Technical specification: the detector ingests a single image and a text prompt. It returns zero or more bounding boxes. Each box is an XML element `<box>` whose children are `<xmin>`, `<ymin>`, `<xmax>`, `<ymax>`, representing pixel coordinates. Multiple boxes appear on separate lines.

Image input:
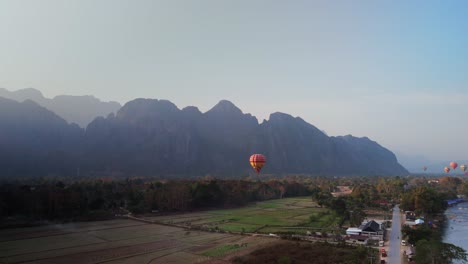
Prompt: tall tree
<box><xmin>415</xmin><ymin>239</ymin><xmax>467</xmax><ymax>264</ymax></box>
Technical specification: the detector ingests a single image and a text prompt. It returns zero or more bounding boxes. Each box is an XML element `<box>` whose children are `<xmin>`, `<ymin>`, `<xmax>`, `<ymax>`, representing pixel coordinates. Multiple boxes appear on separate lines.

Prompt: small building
<box><xmin>415</xmin><ymin>219</ymin><xmax>425</xmax><ymax>225</ymax></box>
<box><xmin>406</xmin><ymin>246</ymin><xmax>416</xmax><ymax>262</ymax></box>
<box><xmin>359</xmin><ymin>220</ymin><xmax>385</xmax><ymax>240</ymax></box>
<box><xmin>346</xmin><ymin>220</ymin><xmax>385</xmax><ymax>240</ymax></box>
<box><xmin>405</xmin><ymin>211</ymin><xmax>416</xmax><ymax>221</ymax></box>
<box><xmin>331</xmin><ymin>186</ymin><xmax>352</xmax><ymax>197</ymax></box>
<box><xmin>360</xmin><ymin>220</ymin><xmax>384</xmax><ymax>232</ymax></box>
<box><xmin>346</xmin><ymin>227</ymin><xmax>362</xmax><ymax>236</ymax></box>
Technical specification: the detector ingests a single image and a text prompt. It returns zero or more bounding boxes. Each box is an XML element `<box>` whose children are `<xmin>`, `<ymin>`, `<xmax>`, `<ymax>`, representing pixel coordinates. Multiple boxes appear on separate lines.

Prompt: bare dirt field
<box><xmin>0</xmin><ymin>219</ymin><xmax>277</xmax><ymax>264</ymax></box>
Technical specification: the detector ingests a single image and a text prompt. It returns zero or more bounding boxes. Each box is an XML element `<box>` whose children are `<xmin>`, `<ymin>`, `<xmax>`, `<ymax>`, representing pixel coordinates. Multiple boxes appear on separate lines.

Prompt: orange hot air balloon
<box><xmin>450</xmin><ymin>162</ymin><xmax>458</xmax><ymax>170</ymax></box>
<box><xmin>460</xmin><ymin>164</ymin><xmax>467</xmax><ymax>172</ymax></box>
<box><xmin>444</xmin><ymin>167</ymin><xmax>451</xmax><ymax>173</ymax></box>
<box><xmin>250</xmin><ymin>154</ymin><xmax>266</xmax><ymax>174</ymax></box>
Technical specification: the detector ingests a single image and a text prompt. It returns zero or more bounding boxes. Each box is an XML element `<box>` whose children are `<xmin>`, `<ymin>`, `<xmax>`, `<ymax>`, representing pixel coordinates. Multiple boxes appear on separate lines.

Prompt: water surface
<box><xmin>443</xmin><ymin>203</ymin><xmax>468</xmax><ymax>263</ymax></box>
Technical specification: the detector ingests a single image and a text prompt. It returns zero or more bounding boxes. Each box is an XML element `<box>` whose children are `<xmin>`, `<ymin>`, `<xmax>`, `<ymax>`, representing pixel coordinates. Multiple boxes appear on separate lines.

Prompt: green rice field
<box><xmin>144</xmin><ymin>196</ymin><xmax>338</xmax><ymax>234</ymax></box>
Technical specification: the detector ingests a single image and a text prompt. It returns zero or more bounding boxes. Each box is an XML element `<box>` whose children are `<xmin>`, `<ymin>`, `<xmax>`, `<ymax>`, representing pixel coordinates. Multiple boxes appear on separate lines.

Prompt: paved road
<box><xmin>387</xmin><ymin>205</ymin><xmax>402</xmax><ymax>264</ymax></box>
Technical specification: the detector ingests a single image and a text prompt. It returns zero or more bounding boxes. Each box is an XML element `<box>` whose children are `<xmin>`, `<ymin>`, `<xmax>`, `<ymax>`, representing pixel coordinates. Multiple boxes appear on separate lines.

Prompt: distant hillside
<box><xmin>0</xmin><ymin>97</ymin><xmax>408</xmax><ymax>177</ymax></box>
<box><xmin>396</xmin><ymin>152</ymin><xmax>467</xmax><ymax>174</ymax></box>
<box><xmin>0</xmin><ymin>88</ymin><xmax>121</xmax><ymax>127</ymax></box>
<box><xmin>417</xmin><ymin>161</ymin><xmax>468</xmax><ymax>174</ymax></box>
<box><xmin>395</xmin><ymin>152</ymin><xmax>434</xmax><ymax>173</ymax></box>
<box><xmin>0</xmin><ymin>97</ymin><xmax>83</xmax><ymax>176</ymax></box>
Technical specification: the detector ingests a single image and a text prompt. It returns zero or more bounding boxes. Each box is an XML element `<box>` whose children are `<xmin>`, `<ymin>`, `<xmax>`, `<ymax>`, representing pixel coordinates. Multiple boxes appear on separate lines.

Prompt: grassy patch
<box><xmin>149</xmin><ymin>197</ymin><xmax>335</xmax><ymax>234</ymax></box>
<box><xmin>217</xmin><ymin>223</ymin><xmax>260</xmax><ymax>233</ymax></box>
<box><xmin>257</xmin><ymin>202</ymin><xmax>281</xmax><ymax>209</ymax></box>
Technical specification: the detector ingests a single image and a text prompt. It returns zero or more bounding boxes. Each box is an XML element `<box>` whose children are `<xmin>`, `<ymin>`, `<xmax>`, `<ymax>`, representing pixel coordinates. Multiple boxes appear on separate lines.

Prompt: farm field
<box><xmin>0</xmin><ymin>197</ymin><xmax>336</xmax><ymax>264</ymax></box>
<box><xmin>0</xmin><ymin>219</ymin><xmax>275</xmax><ymax>264</ymax></box>
<box><xmin>143</xmin><ymin>196</ymin><xmax>338</xmax><ymax>234</ymax></box>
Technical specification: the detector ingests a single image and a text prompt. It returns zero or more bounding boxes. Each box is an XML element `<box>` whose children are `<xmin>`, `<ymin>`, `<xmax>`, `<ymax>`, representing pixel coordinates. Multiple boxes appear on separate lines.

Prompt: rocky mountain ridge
<box><xmin>0</xmin><ymin>96</ymin><xmax>408</xmax><ymax>177</ymax></box>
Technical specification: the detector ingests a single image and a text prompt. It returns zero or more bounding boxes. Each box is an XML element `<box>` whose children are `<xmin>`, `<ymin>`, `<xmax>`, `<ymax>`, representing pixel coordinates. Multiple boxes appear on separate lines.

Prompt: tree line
<box><xmin>0</xmin><ymin>177</ymin><xmax>309</xmax><ymax>224</ymax></box>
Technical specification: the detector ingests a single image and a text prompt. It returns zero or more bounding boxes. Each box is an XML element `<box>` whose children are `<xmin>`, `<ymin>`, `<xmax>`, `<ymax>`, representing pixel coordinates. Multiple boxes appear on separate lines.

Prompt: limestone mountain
<box><xmin>0</xmin><ymin>97</ymin><xmax>408</xmax><ymax>177</ymax></box>
<box><xmin>0</xmin><ymin>88</ymin><xmax>121</xmax><ymax>128</ymax></box>
<box><xmin>81</xmin><ymin>99</ymin><xmax>408</xmax><ymax>176</ymax></box>
<box><xmin>330</xmin><ymin>135</ymin><xmax>407</xmax><ymax>175</ymax></box>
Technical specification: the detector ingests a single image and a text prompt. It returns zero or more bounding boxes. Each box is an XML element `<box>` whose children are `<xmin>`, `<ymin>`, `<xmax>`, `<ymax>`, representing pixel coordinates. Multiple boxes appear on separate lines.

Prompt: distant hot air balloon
<box><xmin>444</xmin><ymin>167</ymin><xmax>451</xmax><ymax>173</ymax></box>
<box><xmin>460</xmin><ymin>164</ymin><xmax>467</xmax><ymax>172</ymax></box>
<box><xmin>249</xmin><ymin>154</ymin><xmax>266</xmax><ymax>174</ymax></box>
<box><xmin>450</xmin><ymin>162</ymin><xmax>458</xmax><ymax>170</ymax></box>
<box><xmin>465</xmin><ymin>172</ymin><xmax>468</xmax><ymax>176</ymax></box>
<box><xmin>423</xmin><ymin>166</ymin><xmax>427</xmax><ymax>172</ymax></box>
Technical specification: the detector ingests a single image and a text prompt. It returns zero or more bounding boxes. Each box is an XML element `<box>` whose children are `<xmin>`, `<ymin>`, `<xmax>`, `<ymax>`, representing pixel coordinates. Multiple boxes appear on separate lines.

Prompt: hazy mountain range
<box><xmin>0</xmin><ymin>88</ymin><xmax>121</xmax><ymax>128</ymax></box>
<box><xmin>0</xmin><ymin>91</ymin><xmax>409</xmax><ymax>177</ymax></box>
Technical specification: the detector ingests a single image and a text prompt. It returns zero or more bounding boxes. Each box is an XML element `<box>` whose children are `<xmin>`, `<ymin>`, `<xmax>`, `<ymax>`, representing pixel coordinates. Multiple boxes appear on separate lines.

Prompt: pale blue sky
<box><xmin>0</xmin><ymin>1</ymin><xmax>467</xmax><ymax>163</ymax></box>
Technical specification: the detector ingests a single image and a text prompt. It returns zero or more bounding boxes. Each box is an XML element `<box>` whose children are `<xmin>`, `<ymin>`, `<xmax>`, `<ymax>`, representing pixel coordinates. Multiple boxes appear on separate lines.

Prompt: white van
<box><xmin>401</xmin><ymin>240</ymin><xmax>407</xmax><ymax>246</ymax></box>
<box><xmin>379</xmin><ymin>240</ymin><xmax>384</xmax><ymax>246</ymax></box>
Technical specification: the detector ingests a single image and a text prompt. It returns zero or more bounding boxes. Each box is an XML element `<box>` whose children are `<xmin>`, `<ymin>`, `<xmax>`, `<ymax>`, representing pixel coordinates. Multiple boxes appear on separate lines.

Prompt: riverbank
<box><xmin>444</xmin><ymin>202</ymin><xmax>468</xmax><ymax>250</ymax></box>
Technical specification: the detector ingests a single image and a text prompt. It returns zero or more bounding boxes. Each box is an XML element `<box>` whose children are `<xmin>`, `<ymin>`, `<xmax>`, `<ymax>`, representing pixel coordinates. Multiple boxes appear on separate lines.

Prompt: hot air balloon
<box><xmin>444</xmin><ymin>167</ymin><xmax>451</xmax><ymax>173</ymax></box>
<box><xmin>423</xmin><ymin>166</ymin><xmax>427</xmax><ymax>172</ymax></box>
<box><xmin>460</xmin><ymin>164</ymin><xmax>467</xmax><ymax>172</ymax></box>
<box><xmin>249</xmin><ymin>154</ymin><xmax>266</xmax><ymax>174</ymax></box>
<box><xmin>450</xmin><ymin>162</ymin><xmax>458</xmax><ymax>170</ymax></box>
<box><xmin>465</xmin><ymin>172</ymin><xmax>468</xmax><ymax>176</ymax></box>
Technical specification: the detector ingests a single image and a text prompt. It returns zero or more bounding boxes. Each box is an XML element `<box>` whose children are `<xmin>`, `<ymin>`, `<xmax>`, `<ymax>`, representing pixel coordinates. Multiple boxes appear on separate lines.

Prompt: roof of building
<box><xmin>346</xmin><ymin>227</ymin><xmax>362</xmax><ymax>233</ymax></box>
<box><xmin>406</xmin><ymin>247</ymin><xmax>416</xmax><ymax>255</ymax></box>
<box><xmin>415</xmin><ymin>219</ymin><xmax>425</xmax><ymax>224</ymax></box>
<box><xmin>359</xmin><ymin>220</ymin><xmax>381</xmax><ymax>233</ymax></box>
<box><xmin>331</xmin><ymin>186</ymin><xmax>353</xmax><ymax>197</ymax></box>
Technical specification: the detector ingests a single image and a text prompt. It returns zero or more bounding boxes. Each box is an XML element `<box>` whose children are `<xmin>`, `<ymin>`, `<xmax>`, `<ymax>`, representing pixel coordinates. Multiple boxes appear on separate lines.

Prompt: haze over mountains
<box><xmin>0</xmin><ymin>88</ymin><xmax>121</xmax><ymax>127</ymax></box>
<box><xmin>0</xmin><ymin>89</ymin><xmax>408</xmax><ymax>177</ymax></box>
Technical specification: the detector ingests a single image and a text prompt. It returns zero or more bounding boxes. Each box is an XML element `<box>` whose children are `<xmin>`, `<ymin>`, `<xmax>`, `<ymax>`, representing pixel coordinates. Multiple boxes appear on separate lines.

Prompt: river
<box><xmin>443</xmin><ymin>203</ymin><xmax>468</xmax><ymax>263</ymax></box>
